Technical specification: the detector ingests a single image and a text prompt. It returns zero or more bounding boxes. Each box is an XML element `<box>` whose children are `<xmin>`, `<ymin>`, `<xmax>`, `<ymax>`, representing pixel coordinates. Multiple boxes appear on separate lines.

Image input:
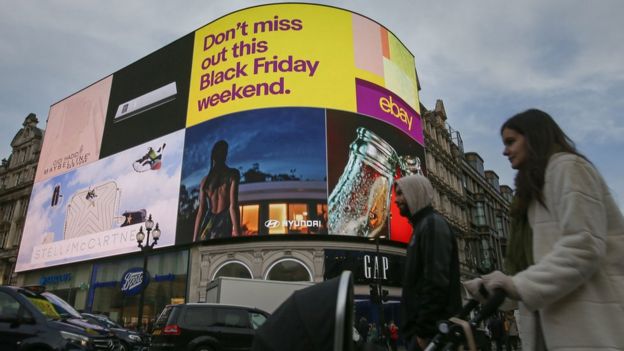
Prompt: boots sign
<box><xmin>120</xmin><ymin>267</ymin><xmax>150</xmax><ymax>296</ymax></box>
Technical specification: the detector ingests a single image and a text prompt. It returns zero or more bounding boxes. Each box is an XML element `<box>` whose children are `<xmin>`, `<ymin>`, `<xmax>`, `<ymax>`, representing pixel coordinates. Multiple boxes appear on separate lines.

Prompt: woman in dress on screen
<box><xmin>193</xmin><ymin>140</ymin><xmax>241</xmax><ymax>241</ymax></box>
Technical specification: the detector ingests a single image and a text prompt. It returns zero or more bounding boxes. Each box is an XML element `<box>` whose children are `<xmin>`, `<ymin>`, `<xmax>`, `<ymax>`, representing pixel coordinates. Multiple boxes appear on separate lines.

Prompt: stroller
<box><xmin>424</xmin><ymin>288</ymin><xmax>507</xmax><ymax>351</ymax></box>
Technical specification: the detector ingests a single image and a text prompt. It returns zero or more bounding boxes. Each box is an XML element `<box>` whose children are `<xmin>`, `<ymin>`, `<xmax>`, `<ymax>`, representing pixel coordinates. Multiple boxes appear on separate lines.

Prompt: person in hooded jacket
<box><xmin>395</xmin><ymin>174</ymin><xmax>462</xmax><ymax>351</ymax></box>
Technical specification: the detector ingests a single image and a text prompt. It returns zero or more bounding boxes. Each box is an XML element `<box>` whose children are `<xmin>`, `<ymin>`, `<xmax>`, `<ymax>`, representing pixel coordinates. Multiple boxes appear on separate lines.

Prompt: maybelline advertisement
<box><xmin>34</xmin><ymin>76</ymin><xmax>112</xmax><ymax>183</ymax></box>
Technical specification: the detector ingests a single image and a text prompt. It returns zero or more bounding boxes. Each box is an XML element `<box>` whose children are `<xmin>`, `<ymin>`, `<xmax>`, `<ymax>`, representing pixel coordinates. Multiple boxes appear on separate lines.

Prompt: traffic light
<box><xmin>381</xmin><ymin>289</ymin><xmax>389</xmax><ymax>302</ymax></box>
<box><xmin>369</xmin><ymin>283</ymin><xmax>381</xmax><ymax>304</ymax></box>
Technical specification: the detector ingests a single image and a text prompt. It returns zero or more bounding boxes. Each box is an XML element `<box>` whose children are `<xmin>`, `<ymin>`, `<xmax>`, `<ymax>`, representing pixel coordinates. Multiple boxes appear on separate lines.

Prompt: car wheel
<box><xmin>194</xmin><ymin>345</ymin><xmax>214</xmax><ymax>351</ymax></box>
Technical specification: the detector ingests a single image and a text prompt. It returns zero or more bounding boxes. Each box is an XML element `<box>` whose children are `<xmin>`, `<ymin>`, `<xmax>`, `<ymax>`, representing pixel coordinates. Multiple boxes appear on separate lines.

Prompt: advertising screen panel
<box><xmin>17</xmin><ymin>3</ymin><xmax>422</xmax><ymax>272</ymax></box>
<box><xmin>17</xmin><ymin>131</ymin><xmax>183</xmax><ymax>271</ymax></box>
<box><xmin>34</xmin><ymin>76</ymin><xmax>112</xmax><ymax>183</ymax></box>
<box><xmin>177</xmin><ymin>107</ymin><xmax>327</xmax><ymax>241</ymax></box>
<box><xmin>186</xmin><ymin>3</ymin><xmax>419</xmax><ymax>126</ymax></box>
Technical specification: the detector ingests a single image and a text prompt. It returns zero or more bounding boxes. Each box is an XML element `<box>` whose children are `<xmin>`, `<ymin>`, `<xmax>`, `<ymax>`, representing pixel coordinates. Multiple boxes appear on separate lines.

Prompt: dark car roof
<box><xmin>0</xmin><ymin>285</ymin><xmax>46</xmax><ymax>298</ymax></box>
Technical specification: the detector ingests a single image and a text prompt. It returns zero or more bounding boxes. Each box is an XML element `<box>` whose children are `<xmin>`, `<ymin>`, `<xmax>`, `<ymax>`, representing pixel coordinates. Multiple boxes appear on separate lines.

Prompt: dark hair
<box><xmin>206</xmin><ymin>140</ymin><xmax>230</xmax><ymax>191</ymax></box>
<box><xmin>501</xmin><ymin>109</ymin><xmax>585</xmax><ymax>216</ymax></box>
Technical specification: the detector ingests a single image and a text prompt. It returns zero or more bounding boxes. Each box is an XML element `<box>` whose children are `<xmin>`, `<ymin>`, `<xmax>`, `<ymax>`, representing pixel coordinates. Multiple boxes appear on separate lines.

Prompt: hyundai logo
<box><xmin>264</xmin><ymin>219</ymin><xmax>321</xmax><ymax>228</ymax></box>
<box><xmin>264</xmin><ymin>219</ymin><xmax>280</xmax><ymax>228</ymax></box>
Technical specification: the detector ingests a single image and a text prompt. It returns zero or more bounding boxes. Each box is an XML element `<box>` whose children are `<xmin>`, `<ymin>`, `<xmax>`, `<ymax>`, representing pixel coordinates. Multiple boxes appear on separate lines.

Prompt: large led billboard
<box><xmin>17</xmin><ymin>3</ymin><xmax>423</xmax><ymax>272</ymax></box>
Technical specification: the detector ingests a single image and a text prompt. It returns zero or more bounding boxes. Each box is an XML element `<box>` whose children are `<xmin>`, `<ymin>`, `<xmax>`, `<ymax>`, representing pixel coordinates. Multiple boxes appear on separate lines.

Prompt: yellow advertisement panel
<box><xmin>187</xmin><ymin>4</ymin><xmax>419</xmax><ymax>127</ymax></box>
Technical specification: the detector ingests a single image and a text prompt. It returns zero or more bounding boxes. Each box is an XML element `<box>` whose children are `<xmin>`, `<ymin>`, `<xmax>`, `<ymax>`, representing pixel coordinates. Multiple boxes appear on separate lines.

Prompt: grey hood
<box><xmin>395</xmin><ymin>174</ymin><xmax>433</xmax><ymax>215</ymax></box>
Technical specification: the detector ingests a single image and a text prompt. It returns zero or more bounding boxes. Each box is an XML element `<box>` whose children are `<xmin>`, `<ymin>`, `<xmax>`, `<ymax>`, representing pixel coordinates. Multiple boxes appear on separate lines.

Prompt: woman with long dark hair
<box><xmin>193</xmin><ymin>140</ymin><xmax>241</xmax><ymax>240</ymax></box>
<box><xmin>465</xmin><ymin>109</ymin><xmax>624</xmax><ymax>350</ymax></box>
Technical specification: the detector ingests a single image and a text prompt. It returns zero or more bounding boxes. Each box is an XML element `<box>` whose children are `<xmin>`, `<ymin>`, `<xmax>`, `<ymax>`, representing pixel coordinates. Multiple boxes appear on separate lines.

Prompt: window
<box><xmin>480</xmin><ymin>239</ymin><xmax>493</xmax><ymax>272</ymax></box>
<box><xmin>216</xmin><ymin>308</ymin><xmax>249</xmax><ymax>328</ymax></box>
<box><xmin>240</xmin><ymin>205</ymin><xmax>259</xmax><ymax>235</ymax></box>
<box><xmin>473</xmin><ymin>202</ymin><xmax>486</xmax><ymax>226</ymax></box>
<box><xmin>2</xmin><ymin>203</ymin><xmax>15</xmax><ymax>221</ymax></box>
<box><xmin>312</xmin><ymin>204</ymin><xmax>328</xmax><ymax>234</ymax></box>
<box><xmin>268</xmin><ymin>204</ymin><xmax>287</xmax><ymax>234</ymax></box>
<box><xmin>0</xmin><ymin>292</ymin><xmax>21</xmax><ymax>320</ymax></box>
<box><xmin>184</xmin><ymin>307</ymin><xmax>216</xmax><ymax>327</ymax></box>
<box><xmin>250</xmin><ymin>312</ymin><xmax>267</xmax><ymax>330</ymax></box>
<box><xmin>496</xmin><ymin>217</ymin><xmax>504</xmax><ymax>237</ymax></box>
<box><xmin>267</xmin><ymin>203</ymin><xmax>317</xmax><ymax>234</ymax></box>
<box><xmin>287</xmin><ymin>203</ymin><xmax>308</xmax><ymax>233</ymax></box>
<box><xmin>265</xmin><ymin>259</ymin><xmax>312</xmax><ymax>282</ymax></box>
<box><xmin>0</xmin><ymin>231</ymin><xmax>7</xmax><ymax>248</ymax></box>
<box><xmin>213</xmin><ymin>261</ymin><xmax>253</xmax><ymax>280</ymax></box>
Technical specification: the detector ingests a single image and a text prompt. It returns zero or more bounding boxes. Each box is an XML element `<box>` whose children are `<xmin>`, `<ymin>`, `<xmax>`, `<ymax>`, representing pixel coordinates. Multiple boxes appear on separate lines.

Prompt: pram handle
<box><xmin>473</xmin><ymin>288</ymin><xmax>506</xmax><ymax>324</ymax></box>
<box><xmin>424</xmin><ymin>288</ymin><xmax>507</xmax><ymax>351</ymax></box>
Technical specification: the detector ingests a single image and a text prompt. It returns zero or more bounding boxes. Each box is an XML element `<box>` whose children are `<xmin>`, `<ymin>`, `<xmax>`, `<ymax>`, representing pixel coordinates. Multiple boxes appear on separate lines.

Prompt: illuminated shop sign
<box><xmin>39</xmin><ymin>273</ymin><xmax>72</xmax><ymax>286</ymax></box>
<box><xmin>324</xmin><ymin>249</ymin><xmax>405</xmax><ymax>287</ymax></box>
<box><xmin>17</xmin><ymin>4</ymin><xmax>422</xmax><ymax>273</ymax></box>
<box><xmin>93</xmin><ymin>273</ymin><xmax>175</xmax><ymax>289</ymax></box>
<box><xmin>120</xmin><ymin>267</ymin><xmax>149</xmax><ymax>296</ymax></box>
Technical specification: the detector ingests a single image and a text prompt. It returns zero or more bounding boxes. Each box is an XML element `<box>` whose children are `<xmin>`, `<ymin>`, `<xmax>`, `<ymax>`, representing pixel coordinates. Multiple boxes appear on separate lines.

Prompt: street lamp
<box><xmin>369</xmin><ymin>234</ymin><xmax>389</xmax><ymax>347</ymax></box>
<box><xmin>136</xmin><ymin>214</ymin><xmax>161</xmax><ymax>331</ymax></box>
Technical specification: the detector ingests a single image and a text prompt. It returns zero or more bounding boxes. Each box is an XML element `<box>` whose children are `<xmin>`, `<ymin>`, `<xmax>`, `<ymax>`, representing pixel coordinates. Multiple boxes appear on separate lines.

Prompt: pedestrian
<box><xmin>358</xmin><ymin>316</ymin><xmax>369</xmax><ymax>343</ymax></box>
<box><xmin>505</xmin><ymin>312</ymin><xmax>519</xmax><ymax>351</ymax></box>
<box><xmin>394</xmin><ymin>174</ymin><xmax>462</xmax><ymax>351</ymax></box>
<box><xmin>367</xmin><ymin>323</ymin><xmax>379</xmax><ymax>344</ymax></box>
<box><xmin>487</xmin><ymin>315</ymin><xmax>504</xmax><ymax>351</ymax></box>
<box><xmin>388</xmin><ymin>320</ymin><xmax>399</xmax><ymax>351</ymax></box>
<box><xmin>464</xmin><ymin>109</ymin><xmax>624</xmax><ymax>350</ymax></box>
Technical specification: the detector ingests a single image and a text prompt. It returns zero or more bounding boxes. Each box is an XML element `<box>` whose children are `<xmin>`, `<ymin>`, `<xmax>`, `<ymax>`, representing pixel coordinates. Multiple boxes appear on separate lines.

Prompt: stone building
<box><xmin>0</xmin><ymin>113</ymin><xmax>43</xmax><ymax>285</ymax></box>
<box><xmin>421</xmin><ymin>100</ymin><xmax>512</xmax><ymax>279</ymax></box>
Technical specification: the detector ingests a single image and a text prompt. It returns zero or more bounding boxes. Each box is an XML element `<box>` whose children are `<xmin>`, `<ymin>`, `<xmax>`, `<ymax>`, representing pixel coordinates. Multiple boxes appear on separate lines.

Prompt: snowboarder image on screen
<box><xmin>133</xmin><ymin>143</ymin><xmax>166</xmax><ymax>172</ymax></box>
<box><xmin>193</xmin><ymin>140</ymin><xmax>241</xmax><ymax>241</ymax></box>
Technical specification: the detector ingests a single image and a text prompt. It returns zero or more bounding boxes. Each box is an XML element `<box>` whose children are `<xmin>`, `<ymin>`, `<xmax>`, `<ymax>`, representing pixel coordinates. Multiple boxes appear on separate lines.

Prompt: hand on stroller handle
<box><xmin>424</xmin><ymin>288</ymin><xmax>507</xmax><ymax>351</ymax></box>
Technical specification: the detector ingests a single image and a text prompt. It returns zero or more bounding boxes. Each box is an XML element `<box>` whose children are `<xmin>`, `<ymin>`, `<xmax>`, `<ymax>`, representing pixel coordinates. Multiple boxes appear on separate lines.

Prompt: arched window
<box><xmin>265</xmin><ymin>258</ymin><xmax>312</xmax><ymax>282</ymax></box>
<box><xmin>213</xmin><ymin>261</ymin><xmax>253</xmax><ymax>280</ymax></box>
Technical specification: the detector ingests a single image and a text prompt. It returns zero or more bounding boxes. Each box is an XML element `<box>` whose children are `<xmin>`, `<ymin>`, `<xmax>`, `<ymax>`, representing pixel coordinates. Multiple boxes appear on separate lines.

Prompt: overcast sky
<box><xmin>1</xmin><ymin>0</ymin><xmax>623</xmax><ymax>207</ymax></box>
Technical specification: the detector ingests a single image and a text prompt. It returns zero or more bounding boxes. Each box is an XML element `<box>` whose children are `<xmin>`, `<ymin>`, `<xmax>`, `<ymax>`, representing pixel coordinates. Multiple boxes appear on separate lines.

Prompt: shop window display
<box><xmin>213</xmin><ymin>261</ymin><xmax>253</xmax><ymax>280</ymax></box>
<box><xmin>90</xmin><ymin>250</ymin><xmax>188</xmax><ymax>330</ymax></box>
<box><xmin>266</xmin><ymin>259</ymin><xmax>311</xmax><ymax>282</ymax></box>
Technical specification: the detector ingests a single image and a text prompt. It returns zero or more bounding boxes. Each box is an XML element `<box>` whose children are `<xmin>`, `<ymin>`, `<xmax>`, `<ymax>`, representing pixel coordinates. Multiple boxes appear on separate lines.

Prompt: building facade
<box><xmin>420</xmin><ymin>100</ymin><xmax>512</xmax><ymax>279</ymax></box>
<box><xmin>0</xmin><ymin>113</ymin><xmax>43</xmax><ymax>285</ymax></box>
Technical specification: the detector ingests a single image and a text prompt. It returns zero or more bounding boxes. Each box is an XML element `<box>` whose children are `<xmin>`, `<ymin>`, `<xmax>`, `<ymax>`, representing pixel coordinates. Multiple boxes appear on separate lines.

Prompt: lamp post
<box><xmin>136</xmin><ymin>214</ymin><xmax>160</xmax><ymax>332</ymax></box>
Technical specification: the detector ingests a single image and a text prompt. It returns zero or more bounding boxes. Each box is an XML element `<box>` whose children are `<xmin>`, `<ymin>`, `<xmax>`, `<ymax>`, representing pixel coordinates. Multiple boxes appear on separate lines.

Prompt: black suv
<box><xmin>0</xmin><ymin>285</ymin><xmax>116</xmax><ymax>351</ymax></box>
<box><xmin>82</xmin><ymin>313</ymin><xmax>148</xmax><ymax>351</ymax></box>
<box><xmin>150</xmin><ymin>303</ymin><xmax>269</xmax><ymax>351</ymax></box>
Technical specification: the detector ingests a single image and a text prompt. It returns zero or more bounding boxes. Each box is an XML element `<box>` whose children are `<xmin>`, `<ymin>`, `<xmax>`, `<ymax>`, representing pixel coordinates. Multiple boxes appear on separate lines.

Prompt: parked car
<box><xmin>82</xmin><ymin>313</ymin><xmax>148</xmax><ymax>351</ymax></box>
<box><xmin>150</xmin><ymin>303</ymin><xmax>270</xmax><ymax>351</ymax></box>
<box><xmin>0</xmin><ymin>285</ymin><xmax>117</xmax><ymax>351</ymax></box>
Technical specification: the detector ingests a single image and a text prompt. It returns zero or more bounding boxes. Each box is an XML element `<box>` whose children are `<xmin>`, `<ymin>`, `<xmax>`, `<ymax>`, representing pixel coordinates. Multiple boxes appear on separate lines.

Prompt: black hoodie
<box><xmin>400</xmin><ymin>205</ymin><xmax>462</xmax><ymax>340</ymax></box>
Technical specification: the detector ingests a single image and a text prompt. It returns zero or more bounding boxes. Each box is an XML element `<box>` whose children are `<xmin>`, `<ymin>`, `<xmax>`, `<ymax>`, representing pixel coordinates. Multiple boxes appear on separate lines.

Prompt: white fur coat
<box><xmin>512</xmin><ymin>153</ymin><xmax>624</xmax><ymax>350</ymax></box>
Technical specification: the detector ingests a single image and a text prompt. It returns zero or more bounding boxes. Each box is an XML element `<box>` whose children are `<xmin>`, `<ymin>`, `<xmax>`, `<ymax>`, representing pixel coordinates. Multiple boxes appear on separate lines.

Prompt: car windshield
<box><xmin>26</xmin><ymin>295</ymin><xmax>62</xmax><ymax>320</ymax></box>
<box><xmin>41</xmin><ymin>292</ymin><xmax>83</xmax><ymax>319</ymax></box>
<box><xmin>87</xmin><ymin>314</ymin><xmax>122</xmax><ymax>329</ymax></box>
<box><xmin>16</xmin><ymin>289</ymin><xmax>60</xmax><ymax>320</ymax></box>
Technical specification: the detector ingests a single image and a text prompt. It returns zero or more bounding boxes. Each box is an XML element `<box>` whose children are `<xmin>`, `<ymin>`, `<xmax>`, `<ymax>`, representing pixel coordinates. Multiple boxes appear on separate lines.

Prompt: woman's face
<box><xmin>502</xmin><ymin>128</ymin><xmax>528</xmax><ymax>169</ymax></box>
